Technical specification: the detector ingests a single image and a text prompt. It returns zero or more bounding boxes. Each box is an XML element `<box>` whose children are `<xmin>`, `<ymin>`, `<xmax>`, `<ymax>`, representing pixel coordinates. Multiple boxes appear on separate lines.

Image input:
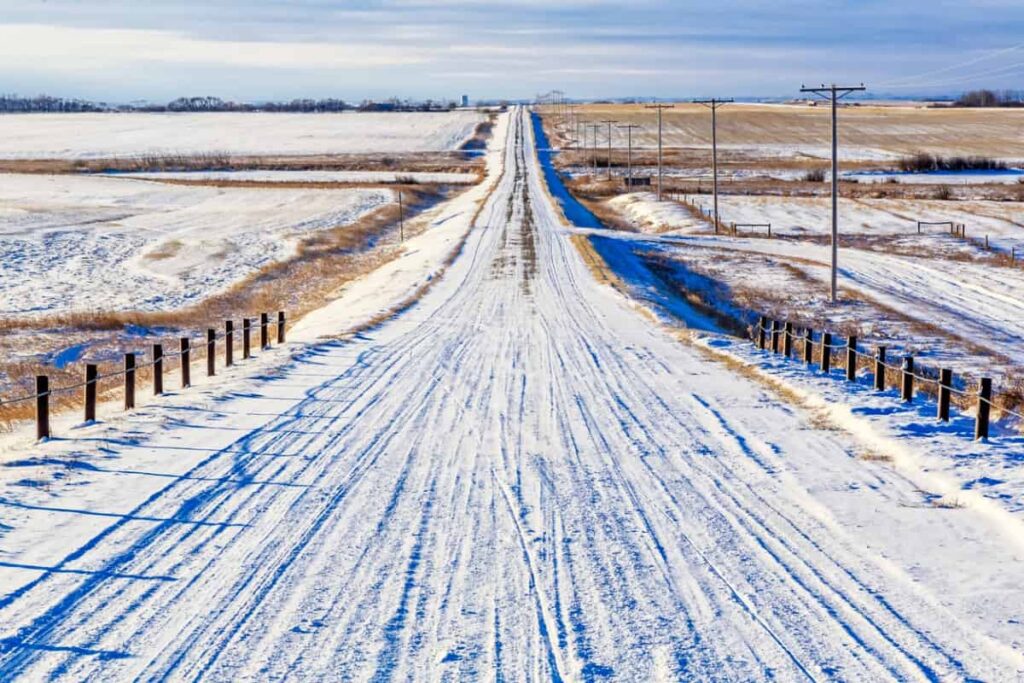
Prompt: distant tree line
<box><xmin>0</xmin><ymin>94</ymin><xmax>460</xmax><ymax>114</ymax></box>
<box><xmin>954</xmin><ymin>89</ymin><xmax>1023</xmax><ymax>107</ymax></box>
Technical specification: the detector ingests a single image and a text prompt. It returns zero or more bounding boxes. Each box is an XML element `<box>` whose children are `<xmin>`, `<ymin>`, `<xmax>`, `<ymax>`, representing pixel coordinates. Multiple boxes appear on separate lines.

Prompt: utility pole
<box><xmin>617</xmin><ymin>123</ymin><xmax>642</xmax><ymax>190</ymax></box>
<box><xmin>694</xmin><ymin>98</ymin><xmax>733</xmax><ymax>234</ymax></box>
<box><xmin>645</xmin><ymin>103</ymin><xmax>675</xmax><ymax>201</ymax></box>
<box><xmin>800</xmin><ymin>83</ymin><xmax>866</xmax><ymax>303</ymax></box>
<box><xmin>586</xmin><ymin>123</ymin><xmax>601</xmax><ymax>178</ymax></box>
<box><xmin>599</xmin><ymin>119</ymin><xmax>618</xmax><ymax>180</ymax></box>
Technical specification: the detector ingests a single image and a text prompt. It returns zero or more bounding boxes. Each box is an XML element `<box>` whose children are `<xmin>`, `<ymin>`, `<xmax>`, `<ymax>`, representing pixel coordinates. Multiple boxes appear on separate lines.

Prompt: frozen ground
<box><xmin>121</xmin><ymin>170</ymin><xmax>479</xmax><ymax>185</ymax></box>
<box><xmin>0</xmin><ymin>108</ymin><xmax>1022</xmax><ymax>681</ymax></box>
<box><xmin>0</xmin><ymin>112</ymin><xmax>485</xmax><ymax>159</ymax></box>
<box><xmin>0</xmin><ymin>173</ymin><xmax>392</xmax><ymax>316</ymax></box>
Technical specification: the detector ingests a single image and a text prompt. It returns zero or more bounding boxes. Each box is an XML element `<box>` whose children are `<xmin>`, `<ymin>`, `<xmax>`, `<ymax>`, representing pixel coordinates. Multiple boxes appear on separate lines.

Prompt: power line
<box><xmin>693</xmin><ymin>98</ymin><xmax>733</xmax><ymax>234</ymax></box>
<box><xmin>799</xmin><ymin>83</ymin><xmax>866</xmax><ymax>305</ymax></box>
<box><xmin>876</xmin><ymin>40</ymin><xmax>1024</xmax><ymax>87</ymax></box>
<box><xmin>599</xmin><ymin>119</ymin><xmax>618</xmax><ymax>180</ymax></box>
<box><xmin>617</xmin><ymin>123</ymin><xmax>642</xmax><ymax>190</ymax></box>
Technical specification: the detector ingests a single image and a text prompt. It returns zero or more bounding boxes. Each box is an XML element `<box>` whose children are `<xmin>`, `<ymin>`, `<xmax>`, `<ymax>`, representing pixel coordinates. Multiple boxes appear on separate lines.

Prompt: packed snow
<box><xmin>0</xmin><ymin>173</ymin><xmax>392</xmax><ymax>316</ymax></box>
<box><xmin>0</xmin><ymin>112</ymin><xmax>486</xmax><ymax>159</ymax></box>
<box><xmin>1</xmin><ymin>107</ymin><xmax>1023</xmax><ymax>682</ymax></box>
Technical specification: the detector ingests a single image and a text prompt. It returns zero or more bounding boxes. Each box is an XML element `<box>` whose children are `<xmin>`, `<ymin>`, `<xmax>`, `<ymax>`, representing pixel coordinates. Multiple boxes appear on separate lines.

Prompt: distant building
<box><xmin>461</xmin><ymin>95</ymin><xmax>470</xmax><ymax>108</ymax></box>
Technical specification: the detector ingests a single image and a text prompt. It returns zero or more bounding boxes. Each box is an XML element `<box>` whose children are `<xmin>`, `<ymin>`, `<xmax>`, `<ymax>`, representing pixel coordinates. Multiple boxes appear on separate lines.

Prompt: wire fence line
<box><xmin>1</xmin><ymin>311</ymin><xmax>288</xmax><ymax>439</ymax></box>
<box><xmin>752</xmin><ymin>315</ymin><xmax>1024</xmax><ymax>434</ymax></box>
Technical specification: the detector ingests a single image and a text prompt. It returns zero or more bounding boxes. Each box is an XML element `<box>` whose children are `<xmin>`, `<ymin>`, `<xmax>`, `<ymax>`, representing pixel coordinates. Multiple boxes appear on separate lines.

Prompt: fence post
<box><xmin>757</xmin><ymin>316</ymin><xmax>766</xmax><ymax>350</ymax></box>
<box><xmin>225</xmin><ymin>320</ymin><xmax>234</xmax><ymax>367</ymax></box>
<box><xmin>820</xmin><ymin>332</ymin><xmax>832</xmax><ymax>373</ymax></box>
<box><xmin>938</xmin><ymin>368</ymin><xmax>952</xmax><ymax>422</ymax></box>
<box><xmin>180</xmin><ymin>338</ymin><xmax>191</xmax><ymax>388</ymax></box>
<box><xmin>901</xmin><ymin>356</ymin><xmax>914</xmax><ymax>402</ymax></box>
<box><xmin>975</xmin><ymin>378</ymin><xmax>992</xmax><ymax>441</ymax></box>
<box><xmin>243</xmin><ymin>318</ymin><xmax>251</xmax><ymax>360</ymax></box>
<box><xmin>153</xmin><ymin>344</ymin><xmax>164</xmax><ymax>396</ymax></box>
<box><xmin>803</xmin><ymin>328</ymin><xmax>814</xmax><ymax>364</ymax></box>
<box><xmin>783</xmin><ymin>322</ymin><xmax>793</xmax><ymax>358</ymax></box>
<box><xmin>124</xmin><ymin>353</ymin><xmax>136</xmax><ymax>410</ymax></box>
<box><xmin>771</xmin><ymin>321</ymin><xmax>781</xmax><ymax>354</ymax></box>
<box><xmin>874</xmin><ymin>346</ymin><xmax>886</xmax><ymax>391</ymax></box>
<box><xmin>84</xmin><ymin>363</ymin><xmax>98</xmax><ymax>423</ymax></box>
<box><xmin>260</xmin><ymin>312</ymin><xmax>269</xmax><ymax>349</ymax></box>
<box><xmin>278</xmin><ymin>310</ymin><xmax>286</xmax><ymax>344</ymax></box>
<box><xmin>36</xmin><ymin>375</ymin><xmax>49</xmax><ymax>441</ymax></box>
<box><xmin>207</xmin><ymin>329</ymin><xmax>216</xmax><ymax>377</ymax></box>
<box><xmin>846</xmin><ymin>336</ymin><xmax>857</xmax><ymax>381</ymax></box>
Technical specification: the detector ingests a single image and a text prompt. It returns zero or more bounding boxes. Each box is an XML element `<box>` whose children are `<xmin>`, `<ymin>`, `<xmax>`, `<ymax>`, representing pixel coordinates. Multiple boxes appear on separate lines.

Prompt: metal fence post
<box><xmin>124</xmin><ymin>353</ymin><xmax>136</xmax><ymax>410</ymax></box>
<box><xmin>975</xmin><ymin>377</ymin><xmax>992</xmax><ymax>440</ymax></box>
<box><xmin>180</xmin><ymin>338</ymin><xmax>191</xmax><ymax>388</ymax></box>
<box><xmin>901</xmin><ymin>356</ymin><xmax>914</xmax><ymax>402</ymax></box>
<box><xmin>846</xmin><ymin>336</ymin><xmax>857</xmax><ymax>382</ymax></box>
<box><xmin>225</xmin><ymin>320</ymin><xmax>234</xmax><ymax>367</ymax></box>
<box><xmin>874</xmin><ymin>346</ymin><xmax>886</xmax><ymax>391</ymax></box>
<box><xmin>36</xmin><ymin>375</ymin><xmax>49</xmax><ymax>441</ymax></box>
<box><xmin>820</xmin><ymin>332</ymin><xmax>832</xmax><ymax>373</ymax></box>
<box><xmin>207</xmin><ymin>329</ymin><xmax>216</xmax><ymax>377</ymax></box>
<box><xmin>84</xmin><ymin>363</ymin><xmax>98</xmax><ymax>423</ymax></box>
<box><xmin>153</xmin><ymin>344</ymin><xmax>164</xmax><ymax>396</ymax></box>
<box><xmin>938</xmin><ymin>368</ymin><xmax>952</xmax><ymax>422</ymax></box>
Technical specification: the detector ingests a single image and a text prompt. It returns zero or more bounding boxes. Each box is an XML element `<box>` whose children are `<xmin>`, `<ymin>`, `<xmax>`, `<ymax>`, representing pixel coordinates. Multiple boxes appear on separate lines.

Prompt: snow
<box><xmin>120</xmin><ymin>170</ymin><xmax>480</xmax><ymax>185</ymax></box>
<box><xmin>607</xmin><ymin>192</ymin><xmax>706</xmax><ymax>233</ymax></box>
<box><xmin>0</xmin><ymin>112</ymin><xmax>486</xmax><ymax>159</ymax></box>
<box><xmin>0</xmin><ymin>173</ymin><xmax>391</xmax><ymax>316</ymax></box>
<box><xmin>846</xmin><ymin>169</ymin><xmax>1024</xmax><ymax>184</ymax></box>
<box><xmin>0</xmin><ymin>107</ymin><xmax>1023</xmax><ymax>681</ymax></box>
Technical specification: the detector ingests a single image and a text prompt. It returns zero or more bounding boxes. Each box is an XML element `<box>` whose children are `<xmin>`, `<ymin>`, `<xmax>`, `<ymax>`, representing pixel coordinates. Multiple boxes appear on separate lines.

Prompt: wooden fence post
<box><xmin>180</xmin><ymin>338</ymin><xmax>191</xmax><ymax>388</ymax></box>
<box><xmin>124</xmin><ymin>353</ymin><xmax>136</xmax><ymax>410</ymax></box>
<box><xmin>207</xmin><ymin>329</ymin><xmax>216</xmax><ymax>377</ymax></box>
<box><xmin>803</xmin><ymin>329</ymin><xmax>814</xmax><ymax>364</ymax></box>
<box><xmin>278</xmin><ymin>310</ymin><xmax>286</xmax><ymax>344</ymax></box>
<box><xmin>757</xmin><ymin>316</ymin><xmax>766</xmax><ymax>350</ymax></box>
<box><xmin>225</xmin><ymin>320</ymin><xmax>234</xmax><ymax>367</ymax></box>
<box><xmin>975</xmin><ymin>377</ymin><xmax>992</xmax><ymax>441</ymax></box>
<box><xmin>771</xmin><ymin>321</ymin><xmax>781</xmax><ymax>354</ymax></box>
<box><xmin>820</xmin><ymin>332</ymin><xmax>832</xmax><ymax>373</ymax></box>
<box><xmin>260</xmin><ymin>312</ymin><xmax>269</xmax><ymax>349</ymax></box>
<box><xmin>36</xmin><ymin>375</ymin><xmax>49</xmax><ymax>441</ymax></box>
<box><xmin>783</xmin><ymin>322</ymin><xmax>793</xmax><ymax>358</ymax></box>
<box><xmin>846</xmin><ymin>336</ymin><xmax>857</xmax><ymax>381</ymax></box>
<box><xmin>153</xmin><ymin>344</ymin><xmax>163</xmax><ymax>396</ymax></box>
<box><xmin>84</xmin><ymin>363</ymin><xmax>98</xmax><ymax>423</ymax></box>
<box><xmin>874</xmin><ymin>346</ymin><xmax>886</xmax><ymax>391</ymax></box>
<box><xmin>243</xmin><ymin>318</ymin><xmax>251</xmax><ymax>360</ymax></box>
<box><xmin>901</xmin><ymin>356</ymin><xmax>914</xmax><ymax>402</ymax></box>
<box><xmin>938</xmin><ymin>368</ymin><xmax>952</xmax><ymax>422</ymax></box>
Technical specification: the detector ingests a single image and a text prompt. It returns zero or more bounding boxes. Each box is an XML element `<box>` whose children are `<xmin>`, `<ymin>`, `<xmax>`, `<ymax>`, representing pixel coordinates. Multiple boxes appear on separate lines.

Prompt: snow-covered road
<box><xmin>2</xmin><ymin>108</ymin><xmax>1022</xmax><ymax>681</ymax></box>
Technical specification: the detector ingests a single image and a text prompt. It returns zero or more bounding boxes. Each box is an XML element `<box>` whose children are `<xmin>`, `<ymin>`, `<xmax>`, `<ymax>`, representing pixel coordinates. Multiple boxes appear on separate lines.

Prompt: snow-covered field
<box><xmin>121</xmin><ymin>170</ymin><xmax>480</xmax><ymax>185</ymax></box>
<box><xmin>0</xmin><ymin>173</ymin><xmax>392</xmax><ymax>315</ymax></box>
<box><xmin>0</xmin><ymin>112</ymin><xmax>485</xmax><ymax>159</ymax></box>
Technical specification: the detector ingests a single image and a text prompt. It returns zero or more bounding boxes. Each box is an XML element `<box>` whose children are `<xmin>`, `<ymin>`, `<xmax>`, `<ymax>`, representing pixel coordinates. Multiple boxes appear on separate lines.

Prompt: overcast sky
<box><xmin>2</xmin><ymin>0</ymin><xmax>1023</xmax><ymax>102</ymax></box>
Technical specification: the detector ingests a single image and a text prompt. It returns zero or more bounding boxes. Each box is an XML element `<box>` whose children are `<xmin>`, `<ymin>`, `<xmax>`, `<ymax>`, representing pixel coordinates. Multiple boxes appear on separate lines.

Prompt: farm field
<box><xmin>563</xmin><ymin>102</ymin><xmax>1024</xmax><ymax>161</ymax></box>
<box><xmin>0</xmin><ymin>111</ymin><xmax>488</xmax><ymax>159</ymax></box>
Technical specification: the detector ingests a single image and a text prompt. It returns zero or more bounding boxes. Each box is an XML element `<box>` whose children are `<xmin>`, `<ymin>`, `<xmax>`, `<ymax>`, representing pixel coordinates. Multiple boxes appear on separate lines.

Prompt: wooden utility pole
<box><xmin>586</xmin><ymin>124</ymin><xmax>601</xmax><ymax>178</ymax></box>
<box><xmin>694</xmin><ymin>98</ymin><xmax>733</xmax><ymax>233</ymax></box>
<box><xmin>398</xmin><ymin>191</ymin><xmax>405</xmax><ymax>242</ymax></box>
<box><xmin>644</xmin><ymin>103</ymin><xmax>674</xmax><ymax>201</ymax></box>
<box><xmin>617</xmin><ymin>123</ymin><xmax>642</xmax><ymax>189</ymax></box>
<box><xmin>599</xmin><ymin>119</ymin><xmax>618</xmax><ymax>180</ymax></box>
<box><xmin>799</xmin><ymin>83</ymin><xmax>866</xmax><ymax>303</ymax></box>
